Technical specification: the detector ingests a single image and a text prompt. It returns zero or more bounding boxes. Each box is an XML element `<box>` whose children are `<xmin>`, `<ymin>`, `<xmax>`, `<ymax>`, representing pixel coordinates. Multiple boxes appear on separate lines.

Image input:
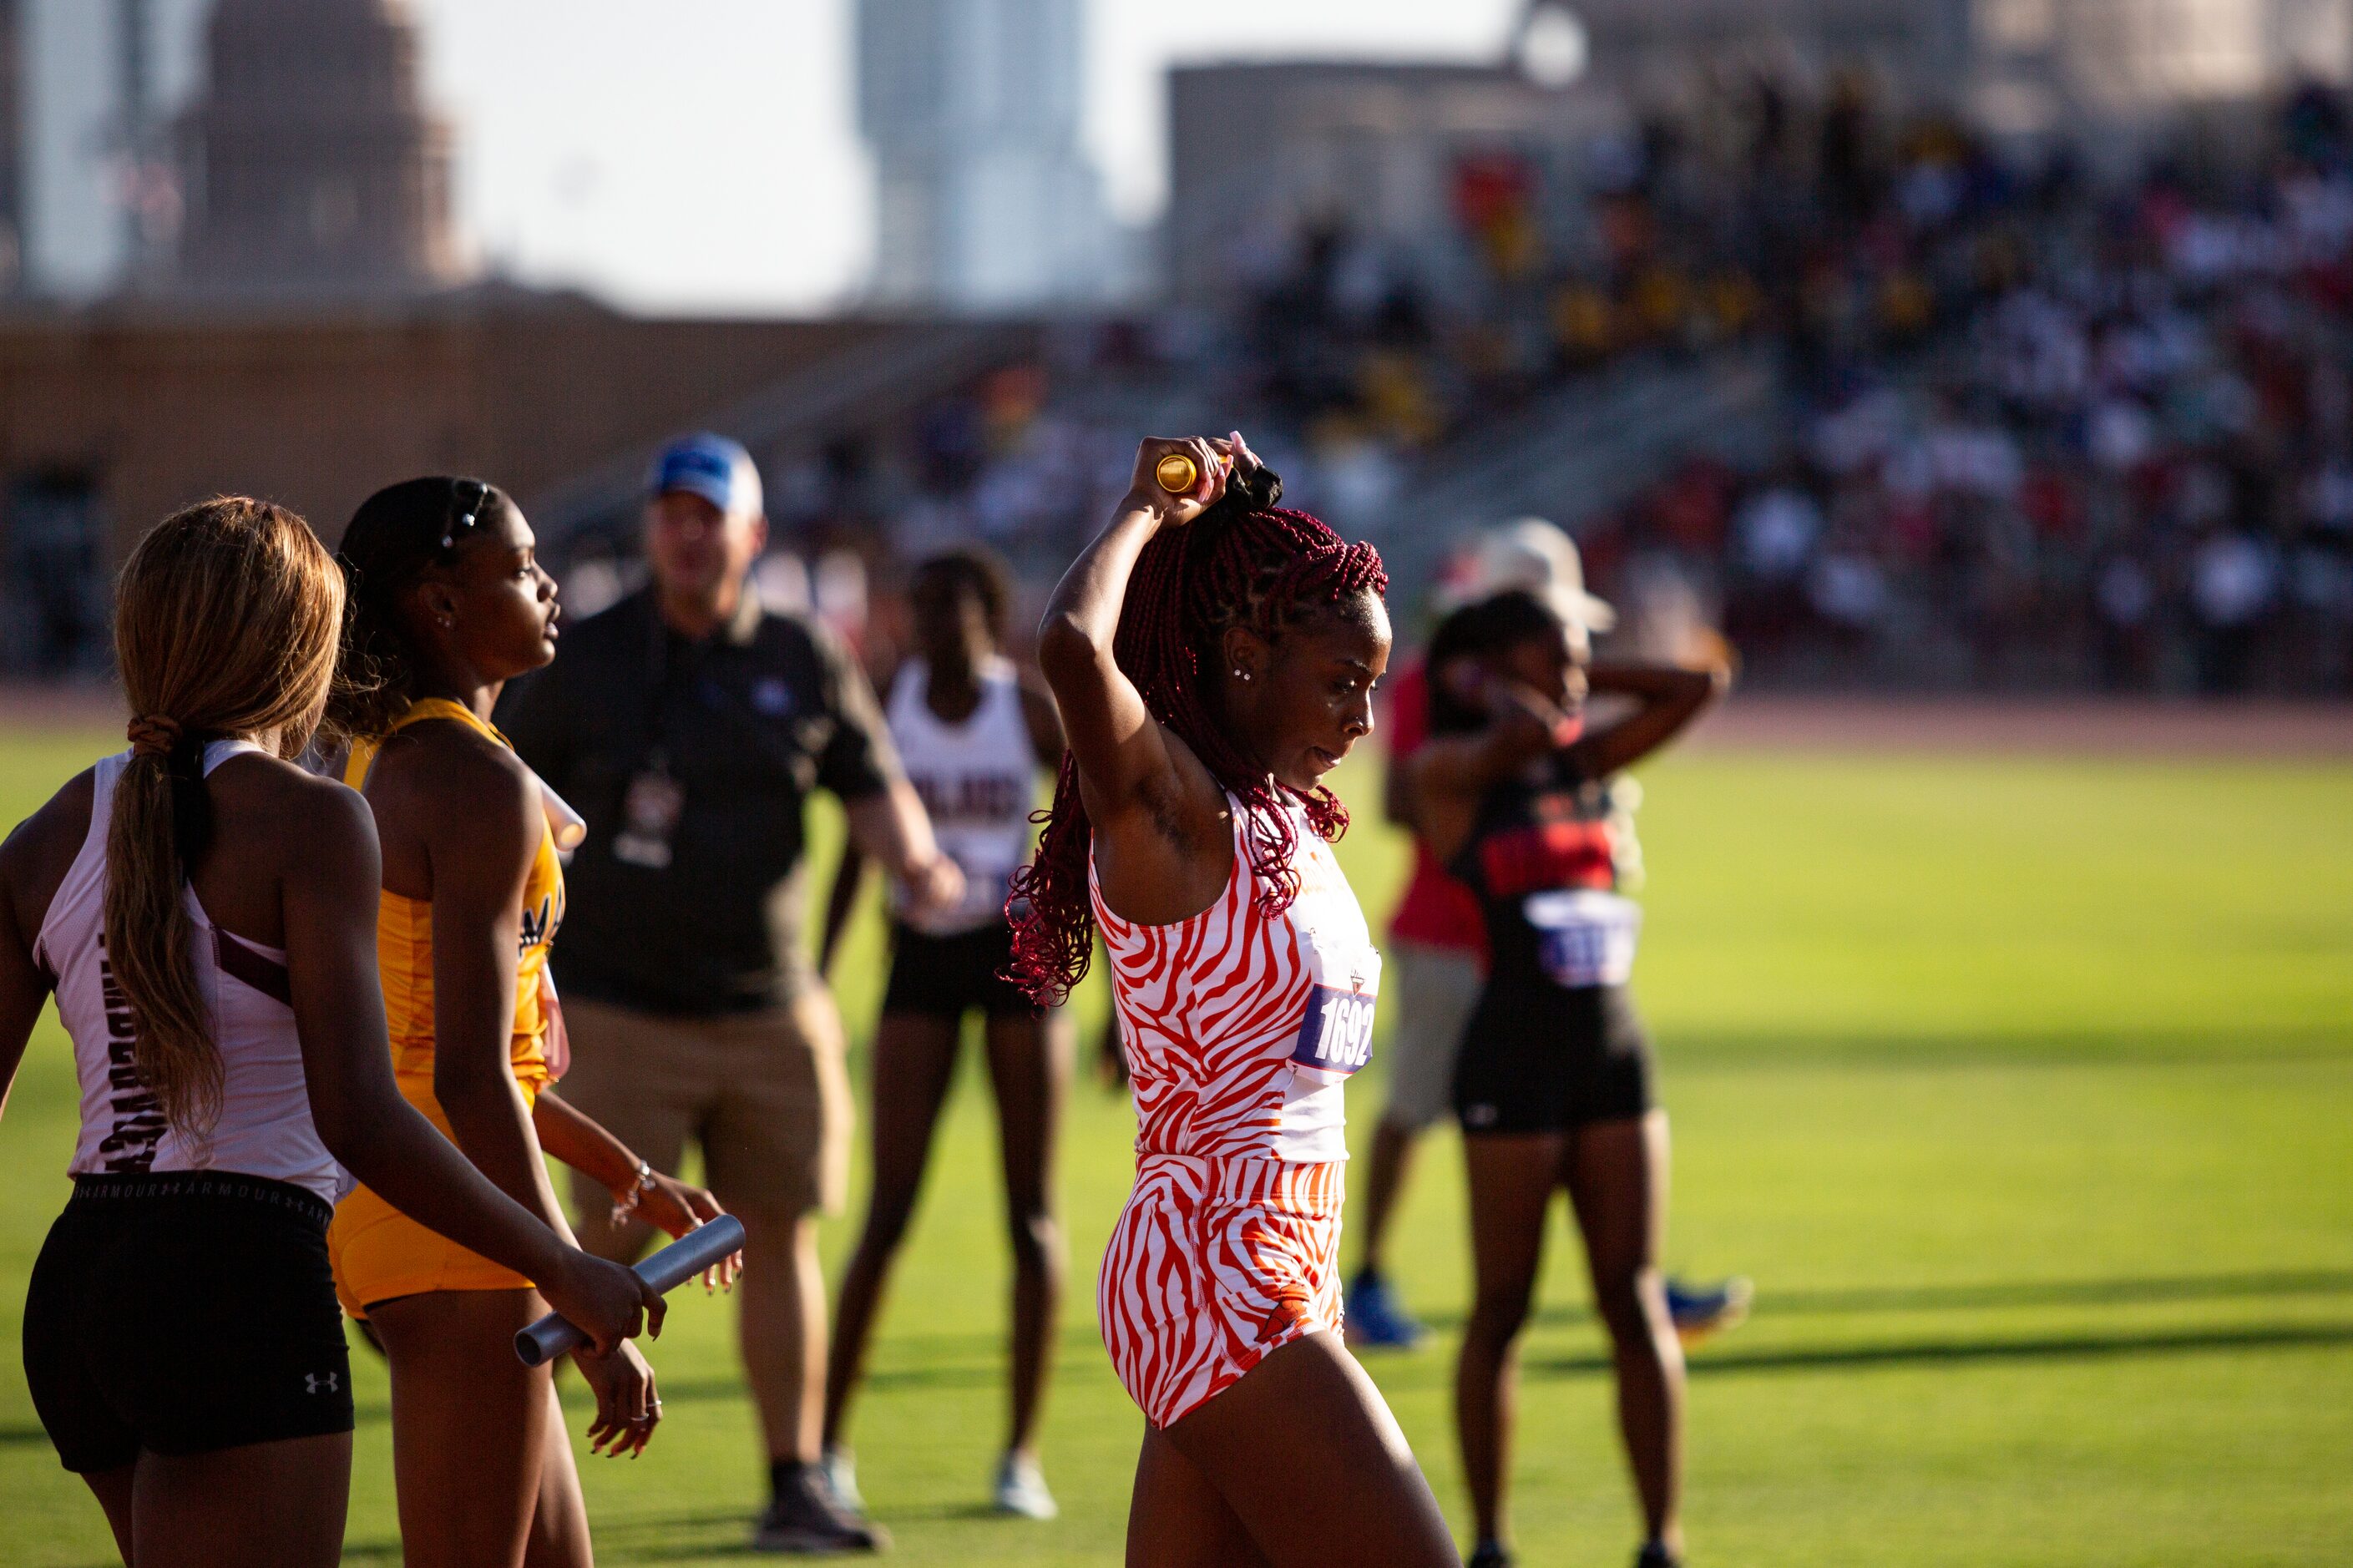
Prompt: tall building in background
<box><xmin>177</xmin><ymin>0</ymin><xmax>461</xmax><ymax>296</ymax></box>
<box><xmin>858</xmin><ymin>0</ymin><xmax>1121</xmax><ymax>310</ymax></box>
<box><xmin>3</xmin><ymin>0</ymin><xmax>463</xmax><ymax>301</ymax></box>
<box><xmin>8</xmin><ymin>0</ymin><xmax>205</xmax><ymax>299</ymax></box>
<box><xmin>0</xmin><ymin>0</ymin><xmax>22</xmax><ymax>295</ymax></box>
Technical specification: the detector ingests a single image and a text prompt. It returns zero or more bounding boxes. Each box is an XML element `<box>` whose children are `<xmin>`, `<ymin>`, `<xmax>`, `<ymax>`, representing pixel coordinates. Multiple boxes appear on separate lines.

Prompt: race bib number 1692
<box><xmin>1293</xmin><ymin>986</ymin><xmax>1376</xmax><ymax>1075</ymax></box>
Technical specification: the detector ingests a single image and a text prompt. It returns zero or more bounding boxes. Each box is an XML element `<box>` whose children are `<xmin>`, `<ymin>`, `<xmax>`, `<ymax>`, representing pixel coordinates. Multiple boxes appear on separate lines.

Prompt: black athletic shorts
<box><xmin>882</xmin><ymin>921</ymin><xmax>1041</xmax><ymax>1020</ymax></box>
<box><xmin>23</xmin><ymin>1172</ymin><xmax>354</xmax><ymax>1474</ymax></box>
<box><xmin>1453</xmin><ymin>982</ymin><xmax>1655</xmax><ymax>1136</ymax></box>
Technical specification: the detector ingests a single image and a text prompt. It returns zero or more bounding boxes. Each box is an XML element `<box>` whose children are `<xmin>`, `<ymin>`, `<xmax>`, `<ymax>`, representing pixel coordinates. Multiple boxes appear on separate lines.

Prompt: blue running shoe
<box><xmin>1666</xmin><ymin>1274</ymin><xmax>1753</xmax><ymax>1346</ymax></box>
<box><xmin>1345</xmin><ymin>1269</ymin><xmax>1424</xmax><ymax>1350</ymax></box>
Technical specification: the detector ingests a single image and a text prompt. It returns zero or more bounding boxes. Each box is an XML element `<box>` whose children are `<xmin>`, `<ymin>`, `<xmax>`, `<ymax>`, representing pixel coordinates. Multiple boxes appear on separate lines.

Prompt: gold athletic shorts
<box><xmin>329</xmin><ymin>1075</ymin><xmax>543</xmax><ymax>1318</ymax></box>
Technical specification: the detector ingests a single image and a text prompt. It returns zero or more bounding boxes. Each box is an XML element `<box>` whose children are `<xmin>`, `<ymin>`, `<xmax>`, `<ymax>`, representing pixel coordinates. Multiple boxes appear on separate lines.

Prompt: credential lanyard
<box><xmin>612</xmin><ymin>611</ymin><xmax>687</xmax><ymax>869</ymax></box>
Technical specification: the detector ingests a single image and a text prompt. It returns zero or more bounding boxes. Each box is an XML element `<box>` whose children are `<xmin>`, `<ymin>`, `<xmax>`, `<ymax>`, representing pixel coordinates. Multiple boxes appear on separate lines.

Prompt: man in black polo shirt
<box><xmin>503</xmin><ymin>433</ymin><xmax>959</xmax><ymax>1553</ymax></box>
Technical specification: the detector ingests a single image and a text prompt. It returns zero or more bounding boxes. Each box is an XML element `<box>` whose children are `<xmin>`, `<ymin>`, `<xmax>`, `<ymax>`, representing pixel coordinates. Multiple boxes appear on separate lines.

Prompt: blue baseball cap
<box><xmin>648</xmin><ymin>432</ymin><xmax>763</xmax><ymax>518</ymax></box>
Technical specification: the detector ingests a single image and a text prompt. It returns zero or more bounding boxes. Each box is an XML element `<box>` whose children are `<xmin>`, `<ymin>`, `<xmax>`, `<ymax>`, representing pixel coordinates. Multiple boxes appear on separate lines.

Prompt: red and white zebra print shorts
<box><xmin>1097</xmin><ymin>1152</ymin><xmax>1346</xmax><ymax>1429</ymax></box>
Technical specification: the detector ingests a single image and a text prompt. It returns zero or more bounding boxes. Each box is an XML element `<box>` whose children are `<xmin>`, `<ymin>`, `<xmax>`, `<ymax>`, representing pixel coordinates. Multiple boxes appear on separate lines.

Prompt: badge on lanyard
<box><xmin>614</xmin><ymin>751</ymin><xmax>684</xmax><ymax>869</ymax></box>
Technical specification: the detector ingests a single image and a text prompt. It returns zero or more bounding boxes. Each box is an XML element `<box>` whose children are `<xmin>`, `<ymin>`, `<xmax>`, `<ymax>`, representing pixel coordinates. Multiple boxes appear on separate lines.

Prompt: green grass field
<box><xmin>2</xmin><ymin>726</ymin><xmax>2349</xmax><ymax>1566</ymax></box>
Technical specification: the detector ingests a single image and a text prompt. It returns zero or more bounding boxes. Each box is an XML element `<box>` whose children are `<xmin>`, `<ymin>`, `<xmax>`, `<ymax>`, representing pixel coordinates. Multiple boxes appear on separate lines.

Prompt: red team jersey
<box><xmin>1382</xmin><ymin>661</ymin><xmax>1486</xmax><ymax>959</ymax></box>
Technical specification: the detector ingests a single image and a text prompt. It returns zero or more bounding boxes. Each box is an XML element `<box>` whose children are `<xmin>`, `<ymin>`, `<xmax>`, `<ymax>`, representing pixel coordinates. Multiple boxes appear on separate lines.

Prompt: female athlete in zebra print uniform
<box><xmin>1016</xmin><ymin>435</ymin><xmax>1456</xmax><ymax>1567</ymax></box>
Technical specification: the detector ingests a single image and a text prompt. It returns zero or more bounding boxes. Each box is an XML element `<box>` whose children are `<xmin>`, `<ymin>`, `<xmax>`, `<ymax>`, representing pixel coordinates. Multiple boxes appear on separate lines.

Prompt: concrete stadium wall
<box><xmin>0</xmin><ymin>299</ymin><xmax>908</xmax><ymax>560</ymax></box>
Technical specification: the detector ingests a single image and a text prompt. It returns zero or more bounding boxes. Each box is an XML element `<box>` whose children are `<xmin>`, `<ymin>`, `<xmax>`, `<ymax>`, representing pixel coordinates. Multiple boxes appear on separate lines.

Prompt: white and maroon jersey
<box><xmin>1091</xmin><ymin>796</ymin><xmax>1381</xmax><ymax>1164</ymax></box>
<box><xmin>888</xmin><ymin>655</ymin><xmax>1037</xmax><ymax>936</ymax></box>
<box><xmin>35</xmin><ymin>742</ymin><xmax>347</xmax><ymax>1205</ymax></box>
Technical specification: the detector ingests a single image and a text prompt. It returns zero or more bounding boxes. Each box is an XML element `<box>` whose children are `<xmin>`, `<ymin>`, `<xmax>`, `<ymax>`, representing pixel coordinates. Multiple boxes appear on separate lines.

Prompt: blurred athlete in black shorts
<box><xmin>1408</xmin><ymin>588</ymin><xmax>1727</xmax><ymax>1568</ymax></box>
<box><xmin>817</xmin><ymin>547</ymin><xmax>1070</xmax><ymax>1520</ymax></box>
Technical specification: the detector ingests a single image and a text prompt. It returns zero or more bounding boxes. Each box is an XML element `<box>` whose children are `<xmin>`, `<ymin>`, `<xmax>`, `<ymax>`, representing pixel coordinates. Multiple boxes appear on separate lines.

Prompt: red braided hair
<box><xmin>1008</xmin><ymin>496</ymin><xmax>1388</xmax><ymax>1005</ymax></box>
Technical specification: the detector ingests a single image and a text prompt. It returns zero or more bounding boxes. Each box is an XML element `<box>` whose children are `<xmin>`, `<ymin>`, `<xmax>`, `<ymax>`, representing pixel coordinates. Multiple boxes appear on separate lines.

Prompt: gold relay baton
<box><xmin>1154</xmin><ymin>449</ymin><xmax>1234</xmax><ymax>495</ymax></box>
<box><xmin>1154</xmin><ymin>452</ymin><xmax>1201</xmax><ymax>493</ymax></box>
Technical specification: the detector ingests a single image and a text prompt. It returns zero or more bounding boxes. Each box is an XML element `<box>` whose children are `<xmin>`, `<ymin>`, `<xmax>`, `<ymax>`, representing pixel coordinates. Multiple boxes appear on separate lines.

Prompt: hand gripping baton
<box><xmin>514</xmin><ymin>1214</ymin><xmax>746</xmax><ymax>1367</ymax></box>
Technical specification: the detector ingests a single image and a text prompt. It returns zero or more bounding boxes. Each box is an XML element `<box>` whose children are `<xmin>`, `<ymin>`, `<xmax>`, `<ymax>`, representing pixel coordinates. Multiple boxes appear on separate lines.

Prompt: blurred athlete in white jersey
<box><xmin>818</xmin><ymin>547</ymin><xmax>1070</xmax><ymax>1520</ymax></box>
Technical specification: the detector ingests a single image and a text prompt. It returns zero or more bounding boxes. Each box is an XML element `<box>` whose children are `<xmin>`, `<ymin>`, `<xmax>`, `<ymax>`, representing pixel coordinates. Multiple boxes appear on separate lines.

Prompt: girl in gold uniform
<box><xmin>327</xmin><ymin>478</ymin><xmax>737</xmax><ymax>1568</ymax></box>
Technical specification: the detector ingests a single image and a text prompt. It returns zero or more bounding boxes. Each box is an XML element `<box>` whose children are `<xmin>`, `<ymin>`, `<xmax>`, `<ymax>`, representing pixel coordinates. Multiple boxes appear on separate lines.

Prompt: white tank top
<box><xmin>36</xmin><ymin>743</ymin><xmax>348</xmax><ymax>1204</ymax></box>
<box><xmin>888</xmin><ymin>655</ymin><xmax>1037</xmax><ymax>936</ymax></box>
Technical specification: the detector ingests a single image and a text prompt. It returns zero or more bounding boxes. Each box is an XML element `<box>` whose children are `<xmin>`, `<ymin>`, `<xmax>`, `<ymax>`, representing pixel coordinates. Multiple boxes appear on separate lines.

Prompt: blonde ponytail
<box><xmin>105</xmin><ymin>498</ymin><xmax>346</xmax><ymax>1148</ymax></box>
<box><xmin>104</xmin><ymin>725</ymin><xmax>224</xmax><ymax>1144</ymax></box>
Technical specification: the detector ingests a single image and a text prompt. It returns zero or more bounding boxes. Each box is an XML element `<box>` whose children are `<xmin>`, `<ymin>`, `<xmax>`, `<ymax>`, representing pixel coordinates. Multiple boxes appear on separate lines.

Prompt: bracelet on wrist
<box><xmin>609</xmin><ymin>1159</ymin><xmax>655</xmax><ymax>1227</ymax></box>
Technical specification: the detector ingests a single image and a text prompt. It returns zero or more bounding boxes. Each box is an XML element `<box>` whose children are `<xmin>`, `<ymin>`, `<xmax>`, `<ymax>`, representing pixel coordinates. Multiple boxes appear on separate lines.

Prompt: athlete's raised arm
<box><xmin>1571</xmin><ymin>660</ymin><xmax>1729</xmax><ymax>778</ymax></box>
<box><xmin>1404</xmin><ymin>650</ymin><xmax>1571</xmax><ymax>865</ymax></box>
<box><xmin>1409</xmin><ymin>594</ymin><xmax>1728</xmax><ymax>864</ymax></box>
<box><xmin>1020</xmin><ymin>676</ymin><xmax>1068</xmax><ymax>770</ymax></box>
<box><xmin>1035</xmin><ymin>434</ymin><xmax>1239</xmax><ymax>919</ymax></box>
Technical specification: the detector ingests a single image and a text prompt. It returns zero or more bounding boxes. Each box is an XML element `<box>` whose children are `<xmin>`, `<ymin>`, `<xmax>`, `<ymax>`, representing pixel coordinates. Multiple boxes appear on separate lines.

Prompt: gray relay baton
<box><xmin>514</xmin><ymin>1214</ymin><xmax>746</xmax><ymax>1367</ymax></box>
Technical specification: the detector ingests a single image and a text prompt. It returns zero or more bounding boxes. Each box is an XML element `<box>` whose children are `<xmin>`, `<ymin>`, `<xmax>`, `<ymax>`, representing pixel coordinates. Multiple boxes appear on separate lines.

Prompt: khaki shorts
<box><xmin>557</xmin><ymin>992</ymin><xmax>851</xmax><ymax>1223</ymax></box>
<box><xmin>1380</xmin><ymin>942</ymin><xmax>1485</xmax><ymax>1133</ymax></box>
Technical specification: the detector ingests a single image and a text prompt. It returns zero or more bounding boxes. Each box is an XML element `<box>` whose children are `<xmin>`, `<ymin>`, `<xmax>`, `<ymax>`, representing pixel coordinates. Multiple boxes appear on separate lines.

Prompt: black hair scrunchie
<box><xmin>163</xmin><ymin>727</ymin><xmax>218</xmax><ymax>881</ymax></box>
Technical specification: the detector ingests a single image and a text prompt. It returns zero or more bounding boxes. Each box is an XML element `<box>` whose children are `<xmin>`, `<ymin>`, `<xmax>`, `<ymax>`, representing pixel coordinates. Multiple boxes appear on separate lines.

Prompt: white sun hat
<box><xmin>1470</xmin><ymin>517</ymin><xmax>1617</xmax><ymax>639</ymax></box>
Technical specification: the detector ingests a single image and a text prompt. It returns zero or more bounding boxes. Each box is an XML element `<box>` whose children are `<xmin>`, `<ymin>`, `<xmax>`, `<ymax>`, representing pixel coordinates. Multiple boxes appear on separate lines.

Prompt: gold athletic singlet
<box><xmin>327</xmin><ymin>697</ymin><xmax>567</xmax><ymax>1316</ymax></box>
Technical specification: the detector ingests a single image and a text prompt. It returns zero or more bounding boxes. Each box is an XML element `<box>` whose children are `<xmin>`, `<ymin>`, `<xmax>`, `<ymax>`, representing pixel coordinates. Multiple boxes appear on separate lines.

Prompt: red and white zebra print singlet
<box><xmin>1092</xmin><ymin>795</ymin><xmax>1381</xmax><ymax>1163</ymax></box>
<box><xmin>1091</xmin><ymin>794</ymin><xmax>1381</xmax><ymax>1427</ymax></box>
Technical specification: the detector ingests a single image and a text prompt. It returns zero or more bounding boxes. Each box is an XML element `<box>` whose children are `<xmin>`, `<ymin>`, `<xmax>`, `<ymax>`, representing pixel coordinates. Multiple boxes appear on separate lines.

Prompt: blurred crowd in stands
<box><xmin>1571</xmin><ymin>80</ymin><xmax>2353</xmax><ymax>695</ymax></box>
<box><xmin>646</xmin><ymin>78</ymin><xmax>2353</xmax><ymax>696</ymax></box>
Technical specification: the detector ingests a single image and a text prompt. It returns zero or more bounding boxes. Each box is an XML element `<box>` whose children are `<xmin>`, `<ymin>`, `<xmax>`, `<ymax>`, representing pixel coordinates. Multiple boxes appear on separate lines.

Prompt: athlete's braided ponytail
<box><xmin>1007</xmin><ymin>464</ymin><xmax>1387</xmax><ymax>1005</ymax></box>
